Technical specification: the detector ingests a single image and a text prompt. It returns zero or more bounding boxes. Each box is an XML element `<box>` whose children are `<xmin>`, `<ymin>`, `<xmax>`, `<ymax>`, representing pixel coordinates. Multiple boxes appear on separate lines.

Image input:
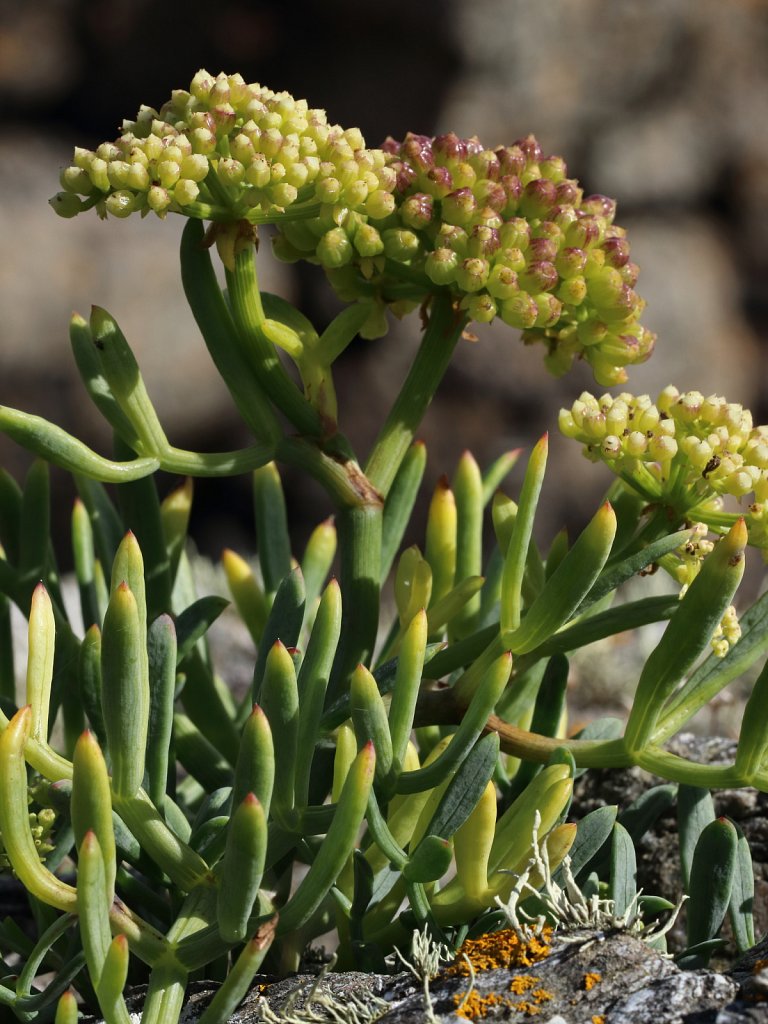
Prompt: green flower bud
<box><xmin>425</xmin><ymin>247</ymin><xmax>459</xmax><ymax>285</ymax></box>
<box><xmin>353</xmin><ymin>223</ymin><xmax>384</xmax><ymax>257</ymax></box>
<box><xmin>382</xmin><ymin>228</ymin><xmax>420</xmax><ymax>263</ymax></box>
<box><xmin>463</xmin><ymin>292</ymin><xmax>497</xmax><ymax>323</ymax></box>
<box><xmin>316</xmin><ymin>227</ymin><xmax>353</xmax><ymax>268</ymax></box>
<box><xmin>50</xmin><ymin>191</ymin><xmax>85</xmax><ymax>218</ymax></box>
<box><xmin>455</xmin><ymin>256</ymin><xmax>490</xmax><ymax>292</ymax></box>
<box><xmin>60</xmin><ymin>165</ymin><xmax>94</xmax><ymax>195</ymax></box>
<box><xmin>104</xmin><ymin>190</ymin><xmax>136</xmax><ymax>218</ymax></box>
<box><xmin>486</xmin><ymin>264</ymin><xmax>519</xmax><ymax>300</ymax></box>
<box><xmin>442</xmin><ymin>188</ymin><xmax>477</xmax><ymax>227</ymax></box>
<box><xmin>174</xmin><ymin>179</ymin><xmax>200</xmax><ymax>206</ymax></box>
<box><xmin>500</xmin><ymin>292</ymin><xmax>539</xmax><ymax>329</ymax></box>
<box><xmin>147</xmin><ymin>185</ymin><xmax>171</xmax><ymax>214</ymax></box>
<box><xmin>556</xmin><ymin>275</ymin><xmax>587</xmax><ymax>305</ymax></box>
<box><xmin>365</xmin><ymin>189</ymin><xmax>396</xmax><ymax>220</ymax></box>
<box><xmin>270</xmin><ymin>182</ymin><xmax>298</xmax><ymax>207</ymax></box>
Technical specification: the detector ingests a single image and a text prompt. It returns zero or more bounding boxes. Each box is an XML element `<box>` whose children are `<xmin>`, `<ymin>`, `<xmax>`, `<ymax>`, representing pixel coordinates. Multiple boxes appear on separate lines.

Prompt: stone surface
<box><xmin>81</xmin><ymin>930</ymin><xmax>768</xmax><ymax>1023</ymax></box>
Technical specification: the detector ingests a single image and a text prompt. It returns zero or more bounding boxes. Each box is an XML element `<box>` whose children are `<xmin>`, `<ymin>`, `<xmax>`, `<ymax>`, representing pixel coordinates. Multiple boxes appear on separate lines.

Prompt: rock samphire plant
<box><xmin>1</xmin><ymin>70</ymin><xmax>767</xmax><ymax>1021</ymax></box>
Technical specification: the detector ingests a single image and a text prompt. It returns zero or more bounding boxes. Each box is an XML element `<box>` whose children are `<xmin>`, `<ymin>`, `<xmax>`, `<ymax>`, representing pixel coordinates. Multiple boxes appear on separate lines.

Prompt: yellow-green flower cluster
<box><xmin>559</xmin><ymin>386</ymin><xmax>768</xmax><ymax>500</ymax></box>
<box><xmin>659</xmin><ymin>524</ymin><xmax>741</xmax><ymax>656</ymax></box>
<box><xmin>50</xmin><ymin>70</ymin><xmax>397</xmax><ymax>228</ymax></box>
<box><xmin>0</xmin><ymin>806</ymin><xmax>56</xmax><ymax>871</ymax></box>
<box><xmin>324</xmin><ymin>131</ymin><xmax>653</xmax><ymax>384</ymax></box>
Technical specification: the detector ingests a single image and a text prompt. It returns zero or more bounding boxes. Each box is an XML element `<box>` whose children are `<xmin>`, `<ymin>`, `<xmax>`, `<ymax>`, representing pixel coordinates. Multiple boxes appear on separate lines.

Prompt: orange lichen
<box><xmin>592</xmin><ymin>1016</ymin><xmax>606</xmax><ymax>1024</ymax></box>
<box><xmin>454</xmin><ymin>990</ymin><xmax>510</xmax><ymax>1020</ymax></box>
<box><xmin>446</xmin><ymin>927</ymin><xmax>553</xmax><ymax>977</ymax></box>
<box><xmin>583</xmin><ymin>972</ymin><xmax>602</xmax><ymax>991</ymax></box>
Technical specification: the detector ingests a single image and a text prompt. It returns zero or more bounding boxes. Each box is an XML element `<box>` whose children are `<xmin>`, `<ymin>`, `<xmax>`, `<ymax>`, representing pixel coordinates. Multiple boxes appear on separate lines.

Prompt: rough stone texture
<box><xmin>82</xmin><ymin>931</ymin><xmax>768</xmax><ymax>1023</ymax></box>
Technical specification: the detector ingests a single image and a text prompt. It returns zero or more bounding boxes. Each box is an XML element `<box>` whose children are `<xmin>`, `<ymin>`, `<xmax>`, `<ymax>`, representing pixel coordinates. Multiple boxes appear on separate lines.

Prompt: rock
<box><xmin>81</xmin><ymin>930</ymin><xmax>761</xmax><ymax>1023</ymax></box>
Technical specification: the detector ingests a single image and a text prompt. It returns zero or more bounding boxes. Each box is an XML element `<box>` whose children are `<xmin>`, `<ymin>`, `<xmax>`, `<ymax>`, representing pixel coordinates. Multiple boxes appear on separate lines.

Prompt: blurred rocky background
<box><xmin>1</xmin><ymin>0</ymin><xmax>767</xmax><ymax>563</ymax></box>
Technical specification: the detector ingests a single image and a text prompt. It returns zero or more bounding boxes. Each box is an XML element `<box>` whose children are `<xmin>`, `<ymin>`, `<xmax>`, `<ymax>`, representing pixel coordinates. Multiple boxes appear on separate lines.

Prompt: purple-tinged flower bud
<box><xmin>401</xmin><ymin>192</ymin><xmax>434</xmax><ymax>229</ymax></box>
<box><xmin>433</xmin><ymin>132</ymin><xmax>469</xmax><ymax>161</ymax></box>
<box><xmin>534</xmin><ymin>293</ymin><xmax>563</xmax><ymax>327</ymax></box>
<box><xmin>467</xmin><ymin>225</ymin><xmax>500</xmax><ymax>258</ymax></box>
<box><xmin>474</xmin><ymin>179</ymin><xmax>506</xmax><ymax>211</ymax></box>
<box><xmin>424</xmin><ymin>165</ymin><xmax>454</xmax><ymax>198</ymax></box>
<box><xmin>393</xmin><ymin>160</ymin><xmax>418</xmax><ymax>192</ymax></box>
<box><xmin>520</xmin><ymin>261</ymin><xmax>559</xmax><ymax>293</ymax></box>
<box><xmin>317</xmin><ymin>227</ymin><xmax>353</xmax><ymax>268</ymax></box>
<box><xmin>565</xmin><ymin>216</ymin><xmax>602</xmax><ymax>249</ymax></box>
<box><xmin>456</xmin><ymin>257</ymin><xmax>490</xmax><ymax>292</ymax></box>
<box><xmin>382</xmin><ymin>228</ymin><xmax>420</xmax><ymax>263</ymax></box>
<box><xmin>486</xmin><ymin>264</ymin><xmax>519</xmax><ymax>300</ymax></box>
<box><xmin>189</xmin><ymin>110</ymin><xmax>217</xmax><ymax>134</ymax></box>
<box><xmin>104</xmin><ymin>190</ymin><xmax>136</xmax><ymax>218</ymax></box>
<box><xmin>401</xmin><ymin>132</ymin><xmax>434</xmax><ymax>170</ymax></box>
<box><xmin>600</xmin><ymin>331</ymin><xmax>641</xmax><ymax>363</ymax></box>
<box><xmin>555</xmin><ymin>247</ymin><xmax>587</xmax><ymax>278</ymax></box>
<box><xmin>620</xmin><ymin>261</ymin><xmax>640</xmax><ymax>287</ymax></box>
<box><xmin>463</xmin><ymin>292</ymin><xmax>498</xmax><ymax>323</ymax></box>
<box><xmin>603</xmin><ymin>237</ymin><xmax>630</xmax><ymax>268</ymax></box>
<box><xmin>50</xmin><ymin>191</ymin><xmax>85</xmax><ymax>217</ymax></box>
<box><xmin>582</xmin><ymin>194</ymin><xmax>617</xmax><ymax>221</ymax></box>
<box><xmin>500</xmin><ymin>292</ymin><xmax>539</xmax><ymax>329</ymax></box>
<box><xmin>497</xmin><ymin>145</ymin><xmax>526</xmax><ymax>176</ymax></box>
<box><xmin>365</xmin><ymin>189</ymin><xmax>396</xmax><ymax>220</ymax></box>
<box><xmin>469</xmin><ymin>149</ymin><xmax>501</xmax><ymax>181</ymax></box>
<box><xmin>499</xmin><ymin>218</ymin><xmax>530</xmax><ymax>250</ymax></box>
<box><xmin>436</xmin><ymin>223</ymin><xmax>468</xmax><ymax>255</ymax></box>
<box><xmin>514</xmin><ymin>134</ymin><xmax>542</xmax><ymax>164</ymax></box>
<box><xmin>528</xmin><ymin>237</ymin><xmax>558</xmax><ymax>263</ymax></box>
<box><xmin>555</xmin><ymin>180</ymin><xmax>581</xmax><ymax>206</ymax></box>
<box><xmin>500</xmin><ymin>173</ymin><xmax>522</xmax><ymax>209</ymax></box>
<box><xmin>540</xmin><ymin>155</ymin><xmax>568</xmax><ymax>182</ymax></box>
<box><xmin>425</xmin><ymin>247</ymin><xmax>460</xmax><ymax>285</ymax></box>
<box><xmin>210</xmin><ymin>104</ymin><xmax>236</xmax><ymax>136</ymax></box>
<box><xmin>442</xmin><ymin>187</ymin><xmax>477</xmax><ymax>226</ymax></box>
<box><xmin>519</xmin><ymin>178</ymin><xmax>558</xmax><ymax>218</ymax></box>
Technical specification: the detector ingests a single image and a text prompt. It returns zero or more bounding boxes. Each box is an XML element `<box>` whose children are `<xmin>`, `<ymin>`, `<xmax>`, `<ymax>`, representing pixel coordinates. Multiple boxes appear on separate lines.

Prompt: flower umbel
<box><xmin>51</xmin><ymin>70</ymin><xmax>397</xmax><ymax>231</ymax></box>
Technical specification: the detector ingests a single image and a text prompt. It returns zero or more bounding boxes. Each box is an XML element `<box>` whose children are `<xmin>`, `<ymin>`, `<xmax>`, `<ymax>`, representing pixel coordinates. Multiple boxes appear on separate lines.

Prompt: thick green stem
<box><xmin>226</xmin><ymin>245</ymin><xmax>323</xmax><ymax>437</ymax></box>
<box><xmin>364</xmin><ymin>293</ymin><xmax>466</xmax><ymax>498</ymax></box>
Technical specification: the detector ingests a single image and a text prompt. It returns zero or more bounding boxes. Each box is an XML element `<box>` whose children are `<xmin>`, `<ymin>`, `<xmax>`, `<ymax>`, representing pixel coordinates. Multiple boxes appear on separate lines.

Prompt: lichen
<box><xmin>446</xmin><ymin>927</ymin><xmax>553</xmax><ymax>977</ymax></box>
